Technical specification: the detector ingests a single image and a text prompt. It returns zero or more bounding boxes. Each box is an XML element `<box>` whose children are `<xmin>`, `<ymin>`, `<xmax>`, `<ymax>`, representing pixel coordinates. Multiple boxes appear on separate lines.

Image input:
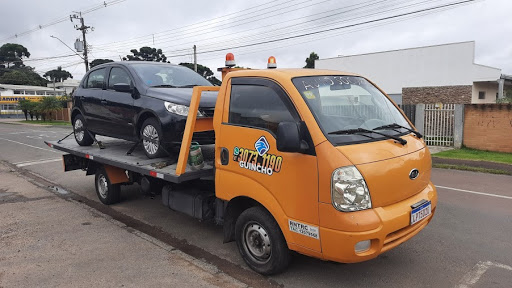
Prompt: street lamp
<box><xmin>50</xmin><ymin>35</ymin><xmax>84</xmax><ymax>60</ymax></box>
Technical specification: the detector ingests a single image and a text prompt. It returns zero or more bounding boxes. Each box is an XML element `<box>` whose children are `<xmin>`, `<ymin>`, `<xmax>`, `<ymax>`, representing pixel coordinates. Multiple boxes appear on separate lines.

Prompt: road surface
<box><xmin>0</xmin><ymin>123</ymin><xmax>510</xmax><ymax>287</ymax></box>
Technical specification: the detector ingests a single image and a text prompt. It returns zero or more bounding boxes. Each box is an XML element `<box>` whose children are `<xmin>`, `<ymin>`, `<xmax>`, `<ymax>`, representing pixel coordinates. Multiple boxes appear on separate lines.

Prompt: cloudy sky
<box><xmin>0</xmin><ymin>0</ymin><xmax>510</xmax><ymax>80</ymax></box>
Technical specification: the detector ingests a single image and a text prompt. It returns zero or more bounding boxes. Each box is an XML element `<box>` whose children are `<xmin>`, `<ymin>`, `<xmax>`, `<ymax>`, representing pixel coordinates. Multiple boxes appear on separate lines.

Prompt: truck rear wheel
<box><xmin>235</xmin><ymin>206</ymin><xmax>291</xmax><ymax>275</ymax></box>
<box><xmin>95</xmin><ymin>166</ymin><xmax>121</xmax><ymax>205</ymax></box>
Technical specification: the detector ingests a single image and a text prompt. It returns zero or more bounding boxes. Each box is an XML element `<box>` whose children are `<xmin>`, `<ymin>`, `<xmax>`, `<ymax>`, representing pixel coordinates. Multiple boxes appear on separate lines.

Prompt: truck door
<box><xmin>216</xmin><ymin>77</ymin><xmax>321</xmax><ymax>252</ymax></box>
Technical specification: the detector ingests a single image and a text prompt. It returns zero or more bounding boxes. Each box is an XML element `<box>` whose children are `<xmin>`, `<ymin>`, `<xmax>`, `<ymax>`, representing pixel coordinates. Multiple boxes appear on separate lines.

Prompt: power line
<box><xmin>0</xmin><ymin>0</ymin><xmax>127</xmax><ymax>43</ymax></box>
<box><xmin>162</xmin><ymin>0</ymin><xmax>480</xmax><ymax>58</ymax></box>
<box><xmin>0</xmin><ymin>54</ymin><xmax>78</xmax><ymax>66</ymax></box>
<box><xmin>93</xmin><ymin>0</ymin><xmax>302</xmax><ymax>48</ymax></box>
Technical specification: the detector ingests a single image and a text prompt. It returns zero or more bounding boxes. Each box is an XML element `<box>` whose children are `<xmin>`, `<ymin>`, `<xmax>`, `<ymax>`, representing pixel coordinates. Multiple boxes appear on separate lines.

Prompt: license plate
<box><xmin>410</xmin><ymin>200</ymin><xmax>432</xmax><ymax>225</ymax></box>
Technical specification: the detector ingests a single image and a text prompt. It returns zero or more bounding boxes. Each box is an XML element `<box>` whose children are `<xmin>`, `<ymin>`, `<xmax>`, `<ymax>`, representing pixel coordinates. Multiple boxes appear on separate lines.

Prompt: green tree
<box><xmin>497</xmin><ymin>87</ymin><xmax>512</xmax><ymax>103</ymax></box>
<box><xmin>90</xmin><ymin>58</ymin><xmax>114</xmax><ymax>68</ymax></box>
<box><xmin>0</xmin><ymin>68</ymin><xmax>49</xmax><ymax>86</ymax></box>
<box><xmin>39</xmin><ymin>96</ymin><xmax>62</xmax><ymax>121</ymax></box>
<box><xmin>0</xmin><ymin>43</ymin><xmax>30</xmax><ymax>68</ymax></box>
<box><xmin>43</xmin><ymin>66</ymin><xmax>73</xmax><ymax>83</ymax></box>
<box><xmin>17</xmin><ymin>99</ymin><xmax>35</xmax><ymax>120</ymax></box>
<box><xmin>179</xmin><ymin>62</ymin><xmax>221</xmax><ymax>85</ymax></box>
<box><xmin>304</xmin><ymin>52</ymin><xmax>319</xmax><ymax>68</ymax></box>
<box><xmin>123</xmin><ymin>46</ymin><xmax>169</xmax><ymax>62</ymax></box>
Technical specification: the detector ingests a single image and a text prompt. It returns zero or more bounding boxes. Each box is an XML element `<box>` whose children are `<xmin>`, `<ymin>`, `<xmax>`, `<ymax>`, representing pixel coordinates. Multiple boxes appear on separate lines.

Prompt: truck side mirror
<box><xmin>113</xmin><ymin>83</ymin><xmax>132</xmax><ymax>93</ymax></box>
<box><xmin>276</xmin><ymin>122</ymin><xmax>301</xmax><ymax>153</ymax></box>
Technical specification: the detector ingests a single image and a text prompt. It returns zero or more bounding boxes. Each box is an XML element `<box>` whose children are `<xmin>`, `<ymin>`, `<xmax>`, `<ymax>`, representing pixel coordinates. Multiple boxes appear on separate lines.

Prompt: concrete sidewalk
<box><xmin>0</xmin><ymin>162</ymin><xmax>246</xmax><ymax>288</ymax></box>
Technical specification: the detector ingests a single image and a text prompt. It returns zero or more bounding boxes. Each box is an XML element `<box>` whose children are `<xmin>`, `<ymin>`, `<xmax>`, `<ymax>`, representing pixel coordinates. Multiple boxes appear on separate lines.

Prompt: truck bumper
<box><xmin>319</xmin><ymin>182</ymin><xmax>437</xmax><ymax>263</ymax></box>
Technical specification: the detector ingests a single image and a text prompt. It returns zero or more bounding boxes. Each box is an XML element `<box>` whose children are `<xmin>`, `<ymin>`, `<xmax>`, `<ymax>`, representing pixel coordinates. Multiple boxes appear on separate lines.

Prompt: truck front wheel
<box><xmin>235</xmin><ymin>206</ymin><xmax>291</xmax><ymax>275</ymax></box>
<box><xmin>95</xmin><ymin>167</ymin><xmax>121</xmax><ymax>205</ymax></box>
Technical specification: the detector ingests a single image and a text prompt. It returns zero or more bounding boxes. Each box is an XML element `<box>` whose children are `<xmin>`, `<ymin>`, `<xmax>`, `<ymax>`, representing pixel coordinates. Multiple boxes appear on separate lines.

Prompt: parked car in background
<box><xmin>71</xmin><ymin>61</ymin><xmax>217</xmax><ymax>158</ymax></box>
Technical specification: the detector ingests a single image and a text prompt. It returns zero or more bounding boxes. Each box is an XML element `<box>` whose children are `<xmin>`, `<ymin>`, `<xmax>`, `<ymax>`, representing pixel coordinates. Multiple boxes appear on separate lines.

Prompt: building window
<box><xmin>25</xmin><ymin>90</ymin><xmax>35</xmax><ymax>95</ymax></box>
<box><xmin>13</xmin><ymin>90</ymin><xmax>23</xmax><ymax>95</ymax></box>
<box><xmin>36</xmin><ymin>91</ymin><xmax>46</xmax><ymax>95</ymax></box>
<box><xmin>478</xmin><ymin>91</ymin><xmax>485</xmax><ymax>99</ymax></box>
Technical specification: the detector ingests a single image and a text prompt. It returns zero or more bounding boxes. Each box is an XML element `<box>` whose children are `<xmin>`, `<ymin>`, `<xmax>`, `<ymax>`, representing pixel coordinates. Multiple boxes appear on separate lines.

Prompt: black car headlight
<box><xmin>164</xmin><ymin>101</ymin><xmax>205</xmax><ymax>117</ymax></box>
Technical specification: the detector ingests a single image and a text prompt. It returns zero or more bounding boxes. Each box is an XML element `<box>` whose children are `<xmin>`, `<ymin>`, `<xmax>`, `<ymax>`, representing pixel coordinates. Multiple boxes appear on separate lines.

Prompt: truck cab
<box><xmin>211</xmin><ymin>68</ymin><xmax>436</xmax><ymax>274</ymax></box>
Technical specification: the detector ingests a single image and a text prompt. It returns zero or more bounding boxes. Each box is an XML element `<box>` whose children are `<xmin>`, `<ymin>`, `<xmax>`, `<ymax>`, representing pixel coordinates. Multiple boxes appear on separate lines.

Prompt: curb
<box><xmin>432</xmin><ymin>157</ymin><xmax>512</xmax><ymax>175</ymax></box>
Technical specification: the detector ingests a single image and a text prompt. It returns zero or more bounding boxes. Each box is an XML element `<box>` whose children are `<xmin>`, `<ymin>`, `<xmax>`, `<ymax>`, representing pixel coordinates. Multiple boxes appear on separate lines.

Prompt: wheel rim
<box><xmin>242</xmin><ymin>221</ymin><xmax>272</xmax><ymax>264</ymax></box>
<box><xmin>74</xmin><ymin>118</ymin><xmax>85</xmax><ymax>142</ymax></box>
<box><xmin>142</xmin><ymin>124</ymin><xmax>159</xmax><ymax>155</ymax></box>
<box><xmin>97</xmin><ymin>174</ymin><xmax>108</xmax><ymax>199</ymax></box>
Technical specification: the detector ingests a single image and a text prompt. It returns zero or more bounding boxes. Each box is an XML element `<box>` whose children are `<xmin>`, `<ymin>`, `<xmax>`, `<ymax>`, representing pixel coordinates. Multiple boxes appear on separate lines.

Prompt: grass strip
<box><xmin>19</xmin><ymin>120</ymin><xmax>71</xmax><ymax>126</ymax></box>
<box><xmin>433</xmin><ymin>163</ymin><xmax>511</xmax><ymax>175</ymax></box>
<box><xmin>433</xmin><ymin>147</ymin><xmax>512</xmax><ymax>165</ymax></box>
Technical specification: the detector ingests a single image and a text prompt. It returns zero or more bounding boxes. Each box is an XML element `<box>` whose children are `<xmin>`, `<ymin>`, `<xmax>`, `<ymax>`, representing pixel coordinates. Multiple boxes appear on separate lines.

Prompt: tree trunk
<box><xmin>23</xmin><ymin>110</ymin><xmax>28</xmax><ymax>121</ymax></box>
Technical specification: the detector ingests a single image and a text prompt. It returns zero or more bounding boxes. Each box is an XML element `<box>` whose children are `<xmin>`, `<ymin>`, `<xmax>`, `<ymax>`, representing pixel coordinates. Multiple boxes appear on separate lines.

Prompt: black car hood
<box><xmin>145</xmin><ymin>87</ymin><xmax>218</xmax><ymax>107</ymax></box>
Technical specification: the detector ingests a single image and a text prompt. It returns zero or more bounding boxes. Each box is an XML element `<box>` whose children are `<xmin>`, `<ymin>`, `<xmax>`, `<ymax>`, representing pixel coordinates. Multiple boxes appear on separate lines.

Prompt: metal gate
<box><xmin>424</xmin><ymin>103</ymin><xmax>455</xmax><ymax>146</ymax></box>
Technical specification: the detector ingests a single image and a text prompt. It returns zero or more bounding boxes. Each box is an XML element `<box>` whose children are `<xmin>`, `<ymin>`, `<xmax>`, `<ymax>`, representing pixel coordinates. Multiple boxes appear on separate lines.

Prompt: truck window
<box><xmin>86</xmin><ymin>68</ymin><xmax>106</xmax><ymax>89</ymax></box>
<box><xmin>229</xmin><ymin>84</ymin><xmax>297</xmax><ymax>135</ymax></box>
<box><xmin>108</xmin><ymin>67</ymin><xmax>132</xmax><ymax>89</ymax></box>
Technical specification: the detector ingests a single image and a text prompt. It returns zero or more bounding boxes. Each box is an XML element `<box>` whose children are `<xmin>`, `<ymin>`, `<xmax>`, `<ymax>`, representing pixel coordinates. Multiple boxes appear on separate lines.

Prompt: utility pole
<box><xmin>70</xmin><ymin>13</ymin><xmax>92</xmax><ymax>72</ymax></box>
<box><xmin>193</xmin><ymin>45</ymin><xmax>197</xmax><ymax>72</ymax></box>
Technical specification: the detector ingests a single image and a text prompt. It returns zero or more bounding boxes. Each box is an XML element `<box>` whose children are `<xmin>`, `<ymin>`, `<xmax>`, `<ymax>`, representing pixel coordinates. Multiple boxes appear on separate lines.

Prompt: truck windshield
<box><xmin>131</xmin><ymin>63</ymin><xmax>213</xmax><ymax>87</ymax></box>
<box><xmin>292</xmin><ymin>75</ymin><xmax>411</xmax><ymax>145</ymax></box>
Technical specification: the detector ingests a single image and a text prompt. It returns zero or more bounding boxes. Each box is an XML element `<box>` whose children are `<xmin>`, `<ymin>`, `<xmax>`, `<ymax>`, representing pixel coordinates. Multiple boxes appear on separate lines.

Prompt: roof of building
<box><xmin>0</xmin><ymin>84</ymin><xmax>65</xmax><ymax>92</ymax></box>
<box><xmin>322</xmin><ymin>41</ymin><xmax>477</xmax><ymax>60</ymax></box>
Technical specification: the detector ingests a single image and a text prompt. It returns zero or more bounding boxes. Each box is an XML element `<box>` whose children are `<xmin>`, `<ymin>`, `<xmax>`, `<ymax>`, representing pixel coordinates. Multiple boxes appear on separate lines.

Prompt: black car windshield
<box><xmin>131</xmin><ymin>63</ymin><xmax>213</xmax><ymax>87</ymax></box>
<box><xmin>292</xmin><ymin>75</ymin><xmax>411</xmax><ymax>145</ymax></box>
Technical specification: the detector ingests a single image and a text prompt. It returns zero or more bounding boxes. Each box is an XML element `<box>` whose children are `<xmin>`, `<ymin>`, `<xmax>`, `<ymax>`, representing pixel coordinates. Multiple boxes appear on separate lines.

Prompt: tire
<box><xmin>140</xmin><ymin>118</ymin><xmax>166</xmax><ymax>159</ymax></box>
<box><xmin>235</xmin><ymin>206</ymin><xmax>291</xmax><ymax>275</ymax></box>
<box><xmin>73</xmin><ymin>114</ymin><xmax>94</xmax><ymax>146</ymax></box>
<box><xmin>95</xmin><ymin>166</ymin><xmax>121</xmax><ymax>205</ymax></box>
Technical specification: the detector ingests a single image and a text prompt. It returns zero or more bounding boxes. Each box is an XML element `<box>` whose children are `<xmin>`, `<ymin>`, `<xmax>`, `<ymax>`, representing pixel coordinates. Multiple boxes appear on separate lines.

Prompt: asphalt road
<box><xmin>1</xmin><ymin>123</ymin><xmax>511</xmax><ymax>287</ymax></box>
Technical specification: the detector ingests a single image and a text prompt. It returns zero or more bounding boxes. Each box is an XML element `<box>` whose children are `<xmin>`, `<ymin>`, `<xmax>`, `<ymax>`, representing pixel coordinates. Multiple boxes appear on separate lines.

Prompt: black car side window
<box><xmin>86</xmin><ymin>68</ymin><xmax>106</xmax><ymax>89</ymax></box>
<box><xmin>108</xmin><ymin>67</ymin><xmax>132</xmax><ymax>89</ymax></box>
<box><xmin>229</xmin><ymin>83</ymin><xmax>298</xmax><ymax>135</ymax></box>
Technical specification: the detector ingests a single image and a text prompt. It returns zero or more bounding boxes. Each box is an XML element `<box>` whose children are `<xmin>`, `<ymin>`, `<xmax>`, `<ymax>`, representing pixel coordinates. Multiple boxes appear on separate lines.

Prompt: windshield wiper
<box><xmin>151</xmin><ymin>84</ymin><xmax>177</xmax><ymax>88</ymax></box>
<box><xmin>176</xmin><ymin>84</ymin><xmax>199</xmax><ymax>88</ymax></box>
<box><xmin>373</xmin><ymin>123</ymin><xmax>422</xmax><ymax>138</ymax></box>
<box><xmin>329</xmin><ymin>128</ymin><xmax>407</xmax><ymax>145</ymax></box>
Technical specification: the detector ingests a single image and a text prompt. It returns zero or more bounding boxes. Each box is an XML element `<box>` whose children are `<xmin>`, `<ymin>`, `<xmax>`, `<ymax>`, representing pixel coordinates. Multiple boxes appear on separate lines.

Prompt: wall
<box><xmin>463</xmin><ymin>104</ymin><xmax>512</xmax><ymax>153</ymax></box>
<box><xmin>315</xmin><ymin>42</ymin><xmax>502</xmax><ymax>95</ymax></box>
<box><xmin>472</xmin><ymin>82</ymin><xmax>498</xmax><ymax>103</ymax></box>
<box><xmin>402</xmin><ymin>85</ymin><xmax>472</xmax><ymax>104</ymax></box>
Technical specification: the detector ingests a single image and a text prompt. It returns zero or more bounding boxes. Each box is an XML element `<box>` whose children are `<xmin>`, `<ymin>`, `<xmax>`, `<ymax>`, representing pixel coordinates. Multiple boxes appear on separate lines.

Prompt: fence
<box><xmin>423</xmin><ymin>104</ymin><xmax>455</xmax><ymax>146</ymax></box>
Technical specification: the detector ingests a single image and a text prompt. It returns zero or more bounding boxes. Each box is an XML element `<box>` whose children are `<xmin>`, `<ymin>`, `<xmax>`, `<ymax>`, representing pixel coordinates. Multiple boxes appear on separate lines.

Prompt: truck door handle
<box><xmin>101</xmin><ymin>99</ymin><xmax>107</xmax><ymax>104</ymax></box>
<box><xmin>220</xmin><ymin>147</ymin><xmax>229</xmax><ymax>165</ymax></box>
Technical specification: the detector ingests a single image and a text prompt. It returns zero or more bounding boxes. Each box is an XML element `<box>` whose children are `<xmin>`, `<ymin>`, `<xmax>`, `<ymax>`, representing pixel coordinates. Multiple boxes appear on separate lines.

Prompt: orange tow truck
<box><xmin>46</xmin><ymin>54</ymin><xmax>437</xmax><ymax>275</ymax></box>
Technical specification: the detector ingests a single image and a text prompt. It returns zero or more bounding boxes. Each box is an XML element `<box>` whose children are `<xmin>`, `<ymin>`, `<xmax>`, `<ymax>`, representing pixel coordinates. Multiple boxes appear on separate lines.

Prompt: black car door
<box><xmin>103</xmin><ymin>66</ymin><xmax>136</xmax><ymax>140</ymax></box>
<box><xmin>81</xmin><ymin>67</ymin><xmax>108</xmax><ymax>134</ymax></box>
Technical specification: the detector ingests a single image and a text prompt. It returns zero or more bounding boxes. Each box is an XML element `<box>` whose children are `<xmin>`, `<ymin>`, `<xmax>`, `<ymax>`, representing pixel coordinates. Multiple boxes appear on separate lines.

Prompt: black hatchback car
<box><xmin>71</xmin><ymin>61</ymin><xmax>217</xmax><ymax>158</ymax></box>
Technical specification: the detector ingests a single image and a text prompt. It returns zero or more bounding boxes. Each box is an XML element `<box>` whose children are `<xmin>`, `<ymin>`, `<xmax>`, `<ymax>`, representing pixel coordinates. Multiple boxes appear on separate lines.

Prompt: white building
<box><xmin>315</xmin><ymin>41</ymin><xmax>511</xmax><ymax>104</ymax></box>
<box><xmin>47</xmin><ymin>79</ymin><xmax>81</xmax><ymax>95</ymax></box>
<box><xmin>0</xmin><ymin>84</ymin><xmax>65</xmax><ymax>116</ymax></box>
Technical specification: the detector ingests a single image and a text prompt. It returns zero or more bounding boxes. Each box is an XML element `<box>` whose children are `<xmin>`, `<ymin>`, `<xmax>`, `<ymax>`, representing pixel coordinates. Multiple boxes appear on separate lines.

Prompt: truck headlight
<box><xmin>164</xmin><ymin>101</ymin><xmax>205</xmax><ymax>117</ymax></box>
<box><xmin>331</xmin><ymin>166</ymin><xmax>372</xmax><ymax>212</ymax></box>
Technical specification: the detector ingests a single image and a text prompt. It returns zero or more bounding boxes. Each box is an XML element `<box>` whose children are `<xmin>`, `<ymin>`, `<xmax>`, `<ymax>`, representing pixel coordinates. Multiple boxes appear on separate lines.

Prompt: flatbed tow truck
<box><xmin>46</xmin><ymin>54</ymin><xmax>437</xmax><ymax>275</ymax></box>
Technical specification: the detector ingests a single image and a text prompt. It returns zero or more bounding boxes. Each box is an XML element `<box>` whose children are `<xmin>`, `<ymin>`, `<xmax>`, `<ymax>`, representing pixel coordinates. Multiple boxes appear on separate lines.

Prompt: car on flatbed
<box><xmin>71</xmin><ymin>61</ymin><xmax>217</xmax><ymax>158</ymax></box>
<box><xmin>49</xmin><ymin>54</ymin><xmax>437</xmax><ymax>275</ymax></box>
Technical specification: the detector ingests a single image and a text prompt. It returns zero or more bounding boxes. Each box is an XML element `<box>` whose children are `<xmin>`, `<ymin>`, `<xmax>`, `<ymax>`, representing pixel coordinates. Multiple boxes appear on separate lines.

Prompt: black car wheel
<box><xmin>73</xmin><ymin>114</ymin><xmax>94</xmax><ymax>146</ymax></box>
<box><xmin>235</xmin><ymin>206</ymin><xmax>291</xmax><ymax>275</ymax></box>
<box><xmin>140</xmin><ymin>118</ymin><xmax>166</xmax><ymax>159</ymax></box>
<box><xmin>95</xmin><ymin>166</ymin><xmax>121</xmax><ymax>205</ymax></box>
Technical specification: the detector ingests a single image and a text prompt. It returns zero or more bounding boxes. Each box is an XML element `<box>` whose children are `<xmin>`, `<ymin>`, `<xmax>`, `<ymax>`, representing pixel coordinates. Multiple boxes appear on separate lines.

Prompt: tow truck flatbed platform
<box><xmin>45</xmin><ymin>138</ymin><xmax>214</xmax><ymax>183</ymax></box>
